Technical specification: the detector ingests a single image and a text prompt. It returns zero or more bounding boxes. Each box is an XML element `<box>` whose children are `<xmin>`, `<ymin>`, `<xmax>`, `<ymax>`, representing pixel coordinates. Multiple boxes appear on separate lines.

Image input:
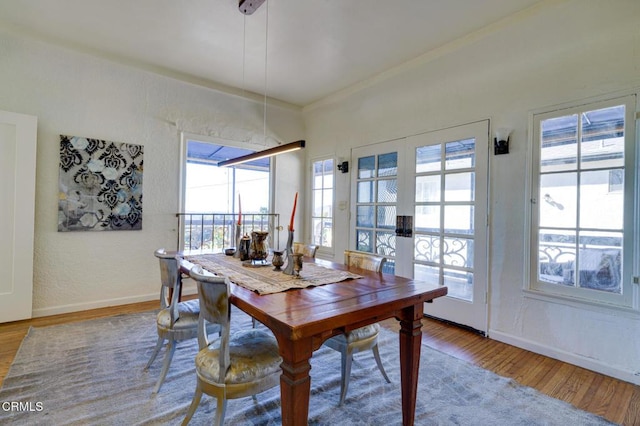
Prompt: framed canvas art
<box><xmin>58</xmin><ymin>135</ymin><xmax>143</xmax><ymax>231</ymax></box>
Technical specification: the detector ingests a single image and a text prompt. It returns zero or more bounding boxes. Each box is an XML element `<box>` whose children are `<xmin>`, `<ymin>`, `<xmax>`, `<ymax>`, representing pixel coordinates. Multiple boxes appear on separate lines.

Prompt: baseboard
<box><xmin>489</xmin><ymin>329</ymin><xmax>640</xmax><ymax>386</ymax></box>
<box><xmin>31</xmin><ymin>285</ymin><xmax>199</xmax><ymax>318</ymax></box>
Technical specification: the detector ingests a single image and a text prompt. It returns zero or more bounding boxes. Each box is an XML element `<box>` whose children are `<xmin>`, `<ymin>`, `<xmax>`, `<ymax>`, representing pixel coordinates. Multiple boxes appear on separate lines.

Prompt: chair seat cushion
<box><xmin>331</xmin><ymin>323</ymin><xmax>380</xmax><ymax>344</ymax></box>
<box><xmin>156</xmin><ymin>299</ymin><xmax>200</xmax><ymax>330</ymax></box>
<box><xmin>196</xmin><ymin>329</ymin><xmax>282</xmax><ymax>384</ymax></box>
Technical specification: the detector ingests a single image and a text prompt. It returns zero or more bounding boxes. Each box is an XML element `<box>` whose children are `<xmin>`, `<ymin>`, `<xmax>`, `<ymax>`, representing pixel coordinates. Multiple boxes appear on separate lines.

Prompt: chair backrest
<box><xmin>154</xmin><ymin>248</ymin><xmax>182</xmax><ymax>320</ymax></box>
<box><xmin>344</xmin><ymin>250</ymin><xmax>387</xmax><ymax>273</ymax></box>
<box><xmin>189</xmin><ymin>265</ymin><xmax>231</xmax><ymax>383</ymax></box>
<box><xmin>293</xmin><ymin>242</ymin><xmax>319</xmax><ymax>258</ymax></box>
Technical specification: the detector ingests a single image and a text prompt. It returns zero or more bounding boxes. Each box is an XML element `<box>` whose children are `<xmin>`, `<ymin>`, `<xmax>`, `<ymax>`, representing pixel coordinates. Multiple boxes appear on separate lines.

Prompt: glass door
<box><xmin>350</xmin><ymin>121</ymin><xmax>489</xmax><ymax>333</ymax></box>
<box><xmin>406</xmin><ymin>121</ymin><xmax>489</xmax><ymax>333</ymax></box>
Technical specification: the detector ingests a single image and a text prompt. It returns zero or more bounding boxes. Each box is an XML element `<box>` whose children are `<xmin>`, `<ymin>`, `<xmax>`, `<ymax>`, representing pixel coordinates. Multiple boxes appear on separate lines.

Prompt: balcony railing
<box><xmin>176</xmin><ymin>213</ymin><xmax>281</xmax><ymax>253</ymax></box>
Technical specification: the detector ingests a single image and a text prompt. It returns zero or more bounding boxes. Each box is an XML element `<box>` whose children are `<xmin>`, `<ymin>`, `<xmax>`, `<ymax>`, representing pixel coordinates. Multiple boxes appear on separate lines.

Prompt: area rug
<box><xmin>0</xmin><ymin>309</ymin><xmax>614</xmax><ymax>426</ymax></box>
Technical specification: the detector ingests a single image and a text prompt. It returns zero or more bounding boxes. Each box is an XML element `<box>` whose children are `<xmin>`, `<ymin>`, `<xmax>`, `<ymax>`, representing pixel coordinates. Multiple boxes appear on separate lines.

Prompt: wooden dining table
<box><xmin>178</xmin><ymin>252</ymin><xmax>447</xmax><ymax>426</ymax></box>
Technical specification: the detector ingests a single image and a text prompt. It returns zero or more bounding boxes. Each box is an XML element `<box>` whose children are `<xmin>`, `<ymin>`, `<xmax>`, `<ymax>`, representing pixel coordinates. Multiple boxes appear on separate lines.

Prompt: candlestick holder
<box><xmin>283</xmin><ymin>230</ymin><xmax>295</xmax><ymax>275</ymax></box>
<box><xmin>233</xmin><ymin>224</ymin><xmax>242</xmax><ymax>259</ymax></box>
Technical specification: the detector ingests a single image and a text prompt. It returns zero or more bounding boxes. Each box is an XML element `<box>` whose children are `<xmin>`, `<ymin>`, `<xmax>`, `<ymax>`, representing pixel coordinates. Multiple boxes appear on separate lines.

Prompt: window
<box><xmin>311</xmin><ymin>158</ymin><xmax>334</xmax><ymax>248</ymax></box>
<box><xmin>530</xmin><ymin>95</ymin><xmax>637</xmax><ymax>307</ymax></box>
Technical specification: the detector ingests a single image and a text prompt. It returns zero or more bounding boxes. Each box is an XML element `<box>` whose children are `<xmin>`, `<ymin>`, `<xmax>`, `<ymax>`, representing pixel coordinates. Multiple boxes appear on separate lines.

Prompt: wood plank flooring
<box><xmin>1</xmin><ymin>301</ymin><xmax>638</xmax><ymax>425</ymax></box>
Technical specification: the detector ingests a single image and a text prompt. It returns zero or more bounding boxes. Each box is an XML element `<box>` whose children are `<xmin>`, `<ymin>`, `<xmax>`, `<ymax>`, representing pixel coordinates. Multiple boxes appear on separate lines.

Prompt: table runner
<box><xmin>185</xmin><ymin>253</ymin><xmax>362</xmax><ymax>295</ymax></box>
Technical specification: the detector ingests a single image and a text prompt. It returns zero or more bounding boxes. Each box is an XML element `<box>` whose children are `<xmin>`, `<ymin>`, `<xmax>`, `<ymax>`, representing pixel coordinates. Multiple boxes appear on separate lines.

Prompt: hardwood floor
<box><xmin>1</xmin><ymin>302</ymin><xmax>638</xmax><ymax>425</ymax></box>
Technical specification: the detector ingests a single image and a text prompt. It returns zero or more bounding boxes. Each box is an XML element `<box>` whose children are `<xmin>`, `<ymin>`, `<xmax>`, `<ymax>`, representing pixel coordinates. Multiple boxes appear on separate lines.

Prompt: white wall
<box><xmin>0</xmin><ymin>30</ymin><xmax>304</xmax><ymax>316</ymax></box>
<box><xmin>302</xmin><ymin>0</ymin><xmax>640</xmax><ymax>384</ymax></box>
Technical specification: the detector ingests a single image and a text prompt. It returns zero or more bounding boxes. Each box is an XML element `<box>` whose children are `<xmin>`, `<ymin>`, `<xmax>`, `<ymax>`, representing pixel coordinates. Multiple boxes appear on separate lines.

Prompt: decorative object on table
<box><xmin>238</xmin><ymin>234</ymin><xmax>251</xmax><ymax>261</ymax></box>
<box><xmin>271</xmin><ymin>250</ymin><xmax>284</xmax><ymax>271</ymax></box>
<box><xmin>249</xmin><ymin>231</ymin><xmax>269</xmax><ymax>265</ymax></box>
<box><xmin>291</xmin><ymin>253</ymin><xmax>304</xmax><ymax>278</ymax></box>
<box><xmin>224</xmin><ymin>248</ymin><xmax>236</xmax><ymax>256</ymax></box>
<box><xmin>58</xmin><ymin>134</ymin><xmax>143</xmax><ymax>232</ymax></box>
<box><xmin>283</xmin><ymin>192</ymin><xmax>298</xmax><ymax>275</ymax></box>
<box><xmin>234</xmin><ymin>194</ymin><xmax>242</xmax><ymax>259</ymax></box>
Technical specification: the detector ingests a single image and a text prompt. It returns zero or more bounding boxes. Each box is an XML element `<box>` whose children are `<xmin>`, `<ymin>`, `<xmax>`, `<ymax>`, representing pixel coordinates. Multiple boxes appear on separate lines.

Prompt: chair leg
<box><xmin>214</xmin><ymin>396</ymin><xmax>228</xmax><ymax>426</ymax></box>
<box><xmin>181</xmin><ymin>382</ymin><xmax>203</xmax><ymax>426</ymax></box>
<box><xmin>144</xmin><ymin>336</ymin><xmax>164</xmax><ymax>370</ymax></box>
<box><xmin>372</xmin><ymin>343</ymin><xmax>391</xmax><ymax>383</ymax></box>
<box><xmin>338</xmin><ymin>348</ymin><xmax>353</xmax><ymax>406</ymax></box>
<box><xmin>252</xmin><ymin>318</ymin><xmax>257</xmax><ymax>328</ymax></box>
<box><xmin>153</xmin><ymin>339</ymin><xmax>176</xmax><ymax>394</ymax></box>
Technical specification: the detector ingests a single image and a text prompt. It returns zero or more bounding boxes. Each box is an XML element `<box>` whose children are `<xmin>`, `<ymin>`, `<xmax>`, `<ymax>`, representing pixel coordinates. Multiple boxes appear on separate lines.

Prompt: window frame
<box><xmin>527</xmin><ymin>94</ymin><xmax>638</xmax><ymax>309</ymax></box>
<box><xmin>310</xmin><ymin>157</ymin><xmax>335</xmax><ymax>251</ymax></box>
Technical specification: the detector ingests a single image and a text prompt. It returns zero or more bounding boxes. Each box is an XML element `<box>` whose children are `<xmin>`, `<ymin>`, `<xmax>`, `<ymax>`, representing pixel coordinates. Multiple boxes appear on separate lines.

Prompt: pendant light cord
<box><xmin>263</xmin><ymin>1</ymin><xmax>269</xmax><ymax>146</ymax></box>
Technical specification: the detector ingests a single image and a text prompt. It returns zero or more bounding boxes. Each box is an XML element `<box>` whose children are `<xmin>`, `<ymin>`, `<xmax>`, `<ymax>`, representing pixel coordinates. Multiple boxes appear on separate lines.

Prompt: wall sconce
<box><xmin>337</xmin><ymin>161</ymin><xmax>349</xmax><ymax>173</ymax></box>
<box><xmin>494</xmin><ymin>128</ymin><xmax>511</xmax><ymax>155</ymax></box>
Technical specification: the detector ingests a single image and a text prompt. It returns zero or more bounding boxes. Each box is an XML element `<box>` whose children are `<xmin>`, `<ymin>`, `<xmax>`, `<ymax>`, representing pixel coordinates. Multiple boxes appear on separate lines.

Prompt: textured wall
<box><xmin>302</xmin><ymin>0</ymin><xmax>640</xmax><ymax>383</ymax></box>
<box><xmin>0</xmin><ymin>30</ymin><xmax>304</xmax><ymax>316</ymax></box>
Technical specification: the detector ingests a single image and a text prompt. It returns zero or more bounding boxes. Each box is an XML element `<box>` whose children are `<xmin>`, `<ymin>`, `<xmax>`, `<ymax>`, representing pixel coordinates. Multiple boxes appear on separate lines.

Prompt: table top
<box><xmin>179</xmin><ymin>252</ymin><xmax>448</xmax><ymax>344</ymax></box>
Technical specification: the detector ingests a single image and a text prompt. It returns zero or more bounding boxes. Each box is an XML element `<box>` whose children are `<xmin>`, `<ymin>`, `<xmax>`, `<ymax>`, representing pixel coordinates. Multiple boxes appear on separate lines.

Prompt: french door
<box><xmin>350</xmin><ymin>121</ymin><xmax>489</xmax><ymax>333</ymax></box>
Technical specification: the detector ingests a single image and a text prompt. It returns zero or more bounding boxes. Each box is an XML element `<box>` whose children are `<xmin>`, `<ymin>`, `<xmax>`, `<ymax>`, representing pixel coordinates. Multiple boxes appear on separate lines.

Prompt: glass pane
<box><xmin>414</xmin><ymin>234</ymin><xmax>440</xmax><ymax>262</ymax></box>
<box><xmin>377</xmin><ymin>206</ymin><xmax>396</xmax><ymax>228</ymax></box>
<box><xmin>414</xmin><ymin>264</ymin><xmax>440</xmax><ymax>285</ymax></box>
<box><xmin>416</xmin><ymin>145</ymin><xmax>441</xmax><ymax>173</ymax></box>
<box><xmin>580</xmin><ymin>170</ymin><xmax>623</xmax><ymax>230</ymax></box>
<box><xmin>356</xmin><ymin>229</ymin><xmax>373</xmax><ymax>252</ymax></box>
<box><xmin>443</xmin><ymin>268</ymin><xmax>473</xmax><ymax>301</ymax></box>
<box><xmin>357</xmin><ymin>181</ymin><xmax>374</xmax><ymax>203</ymax></box>
<box><xmin>324</xmin><ymin>172</ymin><xmax>334</xmax><ymax>189</ymax></box>
<box><xmin>322</xmin><ymin>189</ymin><xmax>333</xmax><ymax>217</ymax></box>
<box><xmin>415</xmin><ymin>205</ymin><xmax>440</xmax><ymax>232</ymax></box>
<box><xmin>378</xmin><ymin>152</ymin><xmax>398</xmax><ymax>177</ymax></box>
<box><xmin>323</xmin><ymin>159</ymin><xmax>334</xmax><ymax>175</ymax></box>
<box><xmin>377</xmin><ymin>179</ymin><xmax>397</xmax><ymax>203</ymax></box>
<box><xmin>358</xmin><ymin>156</ymin><xmax>375</xmax><ymax>179</ymax></box>
<box><xmin>540</xmin><ymin>114</ymin><xmax>578</xmax><ymax>173</ymax></box>
<box><xmin>443</xmin><ymin>237</ymin><xmax>473</xmax><ymax>268</ymax></box>
<box><xmin>577</xmin><ymin>231</ymin><xmax>622</xmax><ymax>293</ymax></box>
<box><xmin>539</xmin><ymin>172</ymin><xmax>577</xmax><ymax>228</ymax></box>
<box><xmin>580</xmin><ymin>105</ymin><xmax>625</xmax><ymax>169</ymax></box>
<box><xmin>538</xmin><ymin>229</ymin><xmax>576</xmax><ymax>285</ymax></box>
<box><xmin>415</xmin><ymin>175</ymin><xmax>440</xmax><ymax>202</ymax></box>
<box><xmin>312</xmin><ymin>218</ymin><xmax>322</xmax><ymax>246</ymax></box>
<box><xmin>444</xmin><ymin>205</ymin><xmax>474</xmax><ymax>234</ymax></box>
<box><xmin>319</xmin><ymin>218</ymin><xmax>333</xmax><ymax>247</ymax></box>
<box><xmin>445</xmin><ymin>172</ymin><xmax>475</xmax><ymax>202</ymax></box>
<box><xmin>356</xmin><ymin>205</ymin><xmax>374</xmax><ymax>227</ymax></box>
<box><xmin>376</xmin><ymin>231</ymin><xmax>396</xmax><ymax>256</ymax></box>
<box><xmin>445</xmin><ymin>138</ymin><xmax>475</xmax><ymax>170</ymax></box>
<box><xmin>312</xmin><ymin>189</ymin><xmax>323</xmax><ymax>216</ymax></box>
<box><xmin>313</xmin><ymin>173</ymin><xmax>323</xmax><ymax>189</ymax></box>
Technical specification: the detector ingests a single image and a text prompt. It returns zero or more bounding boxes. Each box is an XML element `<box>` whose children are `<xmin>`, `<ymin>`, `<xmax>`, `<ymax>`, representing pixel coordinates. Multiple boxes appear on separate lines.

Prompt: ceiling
<box><xmin>0</xmin><ymin>0</ymin><xmax>544</xmax><ymax>107</ymax></box>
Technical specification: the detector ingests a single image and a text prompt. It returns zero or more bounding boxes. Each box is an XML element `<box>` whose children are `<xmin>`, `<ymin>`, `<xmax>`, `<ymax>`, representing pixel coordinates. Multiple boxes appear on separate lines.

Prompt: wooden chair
<box><xmin>182</xmin><ymin>265</ymin><xmax>282</xmax><ymax>426</ymax></box>
<box><xmin>293</xmin><ymin>242</ymin><xmax>319</xmax><ymax>258</ymax></box>
<box><xmin>144</xmin><ymin>249</ymin><xmax>218</xmax><ymax>394</ymax></box>
<box><xmin>323</xmin><ymin>250</ymin><xmax>391</xmax><ymax>405</ymax></box>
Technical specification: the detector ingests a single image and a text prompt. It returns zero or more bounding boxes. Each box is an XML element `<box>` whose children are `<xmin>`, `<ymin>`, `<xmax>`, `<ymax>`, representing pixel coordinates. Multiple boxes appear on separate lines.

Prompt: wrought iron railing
<box><xmin>176</xmin><ymin>213</ymin><xmax>281</xmax><ymax>253</ymax></box>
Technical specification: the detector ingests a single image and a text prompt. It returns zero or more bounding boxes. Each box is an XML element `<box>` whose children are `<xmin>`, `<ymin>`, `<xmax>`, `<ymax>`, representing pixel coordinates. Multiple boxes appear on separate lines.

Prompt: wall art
<box><xmin>58</xmin><ymin>135</ymin><xmax>143</xmax><ymax>231</ymax></box>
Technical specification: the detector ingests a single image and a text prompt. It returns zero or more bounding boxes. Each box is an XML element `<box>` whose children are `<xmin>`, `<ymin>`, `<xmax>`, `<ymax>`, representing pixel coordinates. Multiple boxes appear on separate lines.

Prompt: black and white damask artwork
<box><xmin>58</xmin><ymin>135</ymin><xmax>143</xmax><ymax>231</ymax></box>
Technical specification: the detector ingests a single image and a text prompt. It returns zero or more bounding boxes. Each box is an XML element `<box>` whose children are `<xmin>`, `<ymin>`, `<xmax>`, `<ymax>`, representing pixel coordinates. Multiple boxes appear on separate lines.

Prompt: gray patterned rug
<box><xmin>0</xmin><ymin>309</ymin><xmax>614</xmax><ymax>425</ymax></box>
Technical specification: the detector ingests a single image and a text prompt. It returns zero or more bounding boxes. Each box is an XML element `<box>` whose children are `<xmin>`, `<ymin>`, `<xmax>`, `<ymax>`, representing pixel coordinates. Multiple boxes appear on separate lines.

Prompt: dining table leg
<box><xmin>277</xmin><ymin>336</ymin><xmax>314</xmax><ymax>426</ymax></box>
<box><xmin>398</xmin><ymin>302</ymin><xmax>425</xmax><ymax>426</ymax></box>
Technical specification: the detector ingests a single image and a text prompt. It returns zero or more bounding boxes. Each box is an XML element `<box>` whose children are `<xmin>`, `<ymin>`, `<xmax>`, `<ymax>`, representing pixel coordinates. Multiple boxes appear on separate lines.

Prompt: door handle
<box><xmin>395</xmin><ymin>215</ymin><xmax>413</xmax><ymax>238</ymax></box>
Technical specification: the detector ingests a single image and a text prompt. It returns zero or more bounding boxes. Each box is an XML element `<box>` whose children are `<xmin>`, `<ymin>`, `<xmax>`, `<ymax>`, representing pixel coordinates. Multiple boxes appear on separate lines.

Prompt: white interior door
<box><xmin>0</xmin><ymin>110</ymin><xmax>37</xmax><ymax>323</ymax></box>
<box><xmin>406</xmin><ymin>121</ymin><xmax>489</xmax><ymax>333</ymax></box>
<box><xmin>350</xmin><ymin>121</ymin><xmax>489</xmax><ymax>333</ymax></box>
